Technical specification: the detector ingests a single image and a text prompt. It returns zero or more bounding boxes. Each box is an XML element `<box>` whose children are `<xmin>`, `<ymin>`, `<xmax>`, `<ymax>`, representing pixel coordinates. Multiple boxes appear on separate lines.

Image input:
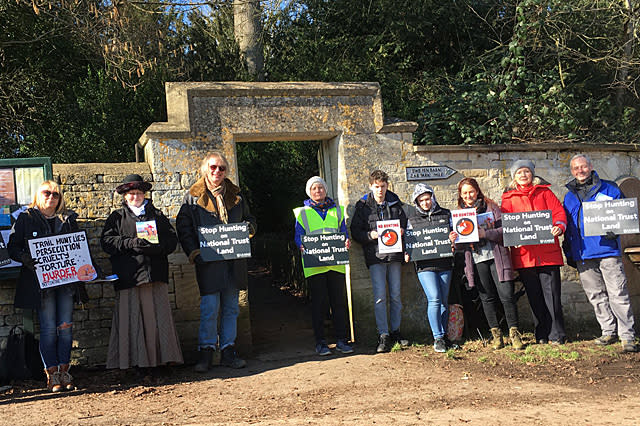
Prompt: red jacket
<box><xmin>501</xmin><ymin>177</ymin><xmax>566</xmax><ymax>269</ymax></box>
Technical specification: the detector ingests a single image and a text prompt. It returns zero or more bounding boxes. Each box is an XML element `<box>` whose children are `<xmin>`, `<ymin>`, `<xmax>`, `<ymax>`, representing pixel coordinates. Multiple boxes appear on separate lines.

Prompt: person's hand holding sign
<box><xmin>551</xmin><ymin>226</ymin><xmax>563</xmax><ymax>237</ymax></box>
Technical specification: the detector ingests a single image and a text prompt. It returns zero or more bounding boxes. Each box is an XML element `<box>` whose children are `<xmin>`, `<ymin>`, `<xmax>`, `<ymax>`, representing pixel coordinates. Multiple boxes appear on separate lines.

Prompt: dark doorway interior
<box><xmin>237</xmin><ymin>140</ymin><xmax>321</xmax><ymax>355</ymax></box>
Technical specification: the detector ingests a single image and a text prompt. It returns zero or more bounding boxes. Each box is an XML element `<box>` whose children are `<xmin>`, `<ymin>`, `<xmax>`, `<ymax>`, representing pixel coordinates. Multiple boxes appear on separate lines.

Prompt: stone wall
<box><xmin>2</xmin><ymin>82</ymin><xmax>640</xmax><ymax>365</ymax></box>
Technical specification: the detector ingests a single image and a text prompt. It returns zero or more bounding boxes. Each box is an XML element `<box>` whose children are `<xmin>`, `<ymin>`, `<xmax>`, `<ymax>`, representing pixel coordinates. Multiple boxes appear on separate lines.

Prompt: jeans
<box><xmin>519</xmin><ymin>265</ymin><xmax>566</xmax><ymax>342</ymax></box>
<box><xmin>474</xmin><ymin>260</ymin><xmax>519</xmax><ymax>329</ymax></box>
<box><xmin>199</xmin><ymin>287</ymin><xmax>239</xmax><ymax>351</ymax></box>
<box><xmin>38</xmin><ymin>285</ymin><xmax>74</xmax><ymax>368</ymax></box>
<box><xmin>417</xmin><ymin>270</ymin><xmax>452</xmax><ymax>339</ymax></box>
<box><xmin>369</xmin><ymin>262</ymin><xmax>402</xmax><ymax>335</ymax></box>
<box><xmin>307</xmin><ymin>270</ymin><xmax>349</xmax><ymax>344</ymax></box>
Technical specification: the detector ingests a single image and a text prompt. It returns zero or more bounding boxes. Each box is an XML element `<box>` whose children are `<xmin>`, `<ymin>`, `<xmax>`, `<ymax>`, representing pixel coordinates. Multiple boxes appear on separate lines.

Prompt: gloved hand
<box><xmin>604</xmin><ymin>231</ymin><xmax>617</xmax><ymax>240</ymax></box>
<box><xmin>141</xmin><ymin>243</ymin><xmax>163</xmax><ymax>256</ymax></box>
<box><xmin>127</xmin><ymin>237</ymin><xmax>151</xmax><ymax>254</ymax></box>
<box><xmin>20</xmin><ymin>252</ymin><xmax>36</xmax><ymax>270</ymax></box>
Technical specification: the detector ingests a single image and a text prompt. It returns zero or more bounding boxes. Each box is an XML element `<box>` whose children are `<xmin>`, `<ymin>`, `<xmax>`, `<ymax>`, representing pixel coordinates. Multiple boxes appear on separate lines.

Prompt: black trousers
<box><xmin>519</xmin><ymin>265</ymin><xmax>566</xmax><ymax>342</ymax></box>
<box><xmin>307</xmin><ymin>270</ymin><xmax>349</xmax><ymax>344</ymax></box>
<box><xmin>474</xmin><ymin>260</ymin><xmax>519</xmax><ymax>329</ymax></box>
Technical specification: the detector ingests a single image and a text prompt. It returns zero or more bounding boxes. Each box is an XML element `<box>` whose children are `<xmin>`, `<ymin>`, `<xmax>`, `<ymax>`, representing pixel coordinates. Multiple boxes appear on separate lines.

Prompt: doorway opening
<box><xmin>237</xmin><ymin>139</ymin><xmax>332</xmax><ymax>355</ymax></box>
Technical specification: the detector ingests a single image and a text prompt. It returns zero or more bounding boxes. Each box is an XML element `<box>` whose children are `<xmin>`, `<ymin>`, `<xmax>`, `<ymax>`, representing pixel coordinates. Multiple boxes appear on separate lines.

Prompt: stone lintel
<box><xmin>140</xmin><ymin>81</ymin><xmax>384</xmax><ymax>147</ymax></box>
<box><xmin>234</xmin><ymin>131</ymin><xmax>340</xmax><ymax>142</ymax></box>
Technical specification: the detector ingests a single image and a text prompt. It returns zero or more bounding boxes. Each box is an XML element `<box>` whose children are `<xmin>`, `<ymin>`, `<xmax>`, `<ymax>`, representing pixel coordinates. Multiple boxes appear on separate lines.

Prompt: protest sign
<box><xmin>477</xmin><ymin>211</ymin><xmax>495</xmax><ymax>229</ymax></box>
<box><xmin>451</xmin><ymin>208</ymin><xmax>479</xmax><ymax>243</ymax></box>
<box><xmin>302</xmin><ymin>233</ymin><xmax>349</xmax><ymax>267</ymax></box>
<box><xmin>377</xmin><ymin>219</ymin><xmax>402</xmax><ymax>254</ymax></box>
<box><xmin>582</xmin><ymin>197</ymin><xmax>639</xmax><ymax>236</ymax></box>
<box><xmin>0</xmin><ymin>230</ymin><xmax>20</xmax><ymax>269</ymax></box>
<box><xmin>28</xmin><ymin>231</ymin><xmax>97</xmax><ymax>289</ymax></box>
<box><xmin>502</xmin><ymin>210</ymin><xmax>554</xmax><ymax>247</ymax></box>
<box><xmin>0</xmin><ymin>231</ymin><xmax>10</xmax><ymax>267</ymax></box>
<box><xmin>136</xmin><ymin>220</ymin><xmax>159</xmax><ymax>244</ymax></box>
<box><xmin>405</xmin><ymin>216</ymin><xmax>452</xmax><ymax>261</ymax></box>
<box><xmin>198</xmin><ymin>223</ymin><xmax>251</xmax><ymax>261</ymax></box>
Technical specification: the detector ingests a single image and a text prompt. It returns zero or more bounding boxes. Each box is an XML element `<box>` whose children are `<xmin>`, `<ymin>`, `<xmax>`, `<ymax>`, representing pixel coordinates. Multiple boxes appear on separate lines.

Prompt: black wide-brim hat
<box><xmin>115</xmin><ymin>174</ymin><xmax>152</xmax><ymax>194</ymax></box>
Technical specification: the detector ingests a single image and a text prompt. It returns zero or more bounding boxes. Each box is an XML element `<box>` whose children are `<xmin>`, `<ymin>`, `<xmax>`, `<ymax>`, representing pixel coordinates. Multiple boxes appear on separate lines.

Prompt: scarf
<box><xmin>210</xmin><ymin>184</ymin><xmax>229</xmax><ymax>224</ymax></box>
<box><xmin>127</xmin><ymin>199</ymin><xmax>148</xmax><ymax>217</ymax></box>
<box><xmin>309</xmin><ymin>197</ymin><xmax>335</xmax><ymax>211</ymax></box>
<box><xmin>471</xmin><ymin>197</ymin><xmax>487</xmax><ymax>214</ymax></box>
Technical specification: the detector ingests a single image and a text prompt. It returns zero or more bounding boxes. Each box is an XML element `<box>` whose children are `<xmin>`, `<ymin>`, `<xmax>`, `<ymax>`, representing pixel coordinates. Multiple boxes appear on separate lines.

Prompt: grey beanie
<box><xmin>510</xmin><ymin>159</ymin><xmax>535</xmax><ymax>179</ymax></box>
<box><xmin>305</xmin><ymin>176</ymin><xmax>328</xmax><ymax>197</ymax></box>
<box><xmin>412</xmin><ymin>183</ymin><xmax>437</xmax><ymax>207</ymax></box>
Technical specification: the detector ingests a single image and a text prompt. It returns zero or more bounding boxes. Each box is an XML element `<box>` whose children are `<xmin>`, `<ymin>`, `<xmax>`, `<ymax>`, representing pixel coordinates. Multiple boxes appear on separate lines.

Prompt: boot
<box><xmin>45</xmin><ymin>366</ymin><xmax>63</xmax><ymax>393</ymax></box>
<box><xmin>220</xmin><ymin>345</ymin><xmax>247</xmax><ymax>369</ymax></box>
<box><xmin>194</xmin><ymin>347</ymin><xmax>214</xmax><ymax>373</ymax></box>
<box><xmin>490</xmin><ymin>327</ymin><xmax>504</xmax><ymax>350</ymax></box>
<box><xmin>509</xmin><ymin>327</ymin><xmax>524</xmax><ymax>351</ymax></box>
<box><xmin>59</xmin><ymin>364</ymin><xmax>74</xmax><ymax>391</ymax></box>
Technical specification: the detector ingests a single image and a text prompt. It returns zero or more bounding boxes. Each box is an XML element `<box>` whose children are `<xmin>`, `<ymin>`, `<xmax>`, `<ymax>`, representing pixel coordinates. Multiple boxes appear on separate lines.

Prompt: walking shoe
<box><xmin>490</xmin><ymin>327</ymin><xmax>504</xmax><ymax>350</ymax></box>
<box><xmin>335</xmin><ymin>339</ymin><xmax>354</xmax><ymax>354</ymax></box>
<box><xmin>433</xmin><ymin>338</ymin><xmax>446</xmax><ymax>353</ymax></box>
<box><xmin>315</xmin><ymin>341</ymin><xmax>332</xmax><ymax>356</ymax></box>
<box><xmin>594</xmin><ymin>335</ymin><xmax>618</xmax><ymax>346</ymax></box>
<box><xmin>194</xmin><ymin>347</ymin><xmax>215</xmax><ymax>372</ymax></box>
<box><xmin>622</xmin><ymin>340</ymin><xmax>639</xmax><ymax>353</ymax></box>
<box><xmin>44</xmin><ymin>366</ymin><xmax>62</xmax><ymax>393</ymax></box>
<box><xmin>550</xmin><ymin>337</ymin><xmax>567</xmax><ymax>345</ymax></box>
<box><xmin>509</xmin><ymin>327</ymin><xmax>525</xmax><ymax>351</ymax></box>
<box><xmin>390</xmin><ymin>330</ymin><xmax>409</xmax><ymax>347</ymax></box>
<box><xmin>58</xmin><ymin>363</ymin><xmax>74</xmax><ymax>391</ymax></box>
<box><xmin>221</xmin><ymin>345</ymin><xmax>247</xmax><ymax>368</ymax></box>
<box><xmin>444</xmin><ymin>337</ymin><xmax>460</xmax><ymax>350</ymax></box>
<box><xmin>537</xmin><ymin>338</ymin><xmax>548</xmax><ymax>345</ymax></box>
<box><xmin>376</xmin><ymin>334</ymin><xmax>391</xmax><ymax>353</ymax></box>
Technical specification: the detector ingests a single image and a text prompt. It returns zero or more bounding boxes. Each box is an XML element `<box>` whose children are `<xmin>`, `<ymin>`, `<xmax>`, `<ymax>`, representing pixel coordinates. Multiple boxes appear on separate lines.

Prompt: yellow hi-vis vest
<box><xmin>293</xmin><ymin>204</ymin><xmax>347</xmax><ymax>278</ymax></box>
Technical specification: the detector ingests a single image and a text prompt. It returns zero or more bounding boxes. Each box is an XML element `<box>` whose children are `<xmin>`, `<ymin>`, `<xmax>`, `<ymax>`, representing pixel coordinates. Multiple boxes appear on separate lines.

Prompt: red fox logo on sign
<box><xmin>380</xmin><ymin>229</ymin><xmax>398</xmax><ymax>246</ymax></box>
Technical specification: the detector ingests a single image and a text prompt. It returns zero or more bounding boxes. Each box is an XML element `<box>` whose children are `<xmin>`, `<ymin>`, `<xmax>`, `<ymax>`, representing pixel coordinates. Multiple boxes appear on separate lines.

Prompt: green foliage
<box><xmin>236</xmin><ymin>140</ymin><xmax>320</xmax><ymax>234</ymax></box>
<box><xmin>416</xmin><ymin>0</ymin><xmax>640</xmax><ymax>145</ymax></box>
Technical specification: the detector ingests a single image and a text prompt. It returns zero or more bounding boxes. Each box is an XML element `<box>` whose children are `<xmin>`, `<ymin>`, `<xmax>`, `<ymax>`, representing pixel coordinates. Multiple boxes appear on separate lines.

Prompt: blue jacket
<box><xmin>563</xmin><ymin>171</ymin><xmax>622</xmax><ymax>261</ymax></box>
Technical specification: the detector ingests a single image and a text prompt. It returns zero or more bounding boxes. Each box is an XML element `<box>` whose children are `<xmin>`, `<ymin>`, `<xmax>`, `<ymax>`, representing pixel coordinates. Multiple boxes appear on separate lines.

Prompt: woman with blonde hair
<box><xmin>177</xmin><ymin>151</ymin><xmax>257</xmax><ymax>372</ymax></box>
<box><xmin>8</xmin><ymin>180</ymin><xmax>82</xmax><ymax>392</ymax></box>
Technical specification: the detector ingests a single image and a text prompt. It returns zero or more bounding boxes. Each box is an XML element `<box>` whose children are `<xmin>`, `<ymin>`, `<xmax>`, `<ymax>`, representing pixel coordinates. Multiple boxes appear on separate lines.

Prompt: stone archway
<box><xmin>139</xmin><ymin>82</ymin><xmax>417</xmax><ymax>350</ymax></box>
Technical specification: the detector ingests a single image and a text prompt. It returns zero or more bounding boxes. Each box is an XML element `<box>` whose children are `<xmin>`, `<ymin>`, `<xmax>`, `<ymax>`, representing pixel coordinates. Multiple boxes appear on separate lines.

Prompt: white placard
<box><xmin>28</xmin><ymin>230</ymin><xmax>97</xmax><ymax>289</ymax></box>
<box><xmin>451</xmin><ymin>208</ymin><xmax>479</xmax><ymax>243</ymax></box>
<box><xmin>377</xmin><ymin>219</ymin><xmax>403</xmax><ymax>254</ymax></box>
<box><xmin>0</xmin><ymin>229</ymin><xmax>21</xmax><ymax>269</ymax></box>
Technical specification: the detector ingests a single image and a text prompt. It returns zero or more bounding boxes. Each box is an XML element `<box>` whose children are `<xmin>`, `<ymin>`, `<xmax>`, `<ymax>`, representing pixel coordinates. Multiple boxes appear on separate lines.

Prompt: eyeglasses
<box><xmin>41</xmin><ymin>190</ymin><xmax>60</xmax><ymax>199</ymax></box>
<box><xmin>209</xmin><ymin>164</ymin><xmax>226</xmax><ymax>172</ymax></box>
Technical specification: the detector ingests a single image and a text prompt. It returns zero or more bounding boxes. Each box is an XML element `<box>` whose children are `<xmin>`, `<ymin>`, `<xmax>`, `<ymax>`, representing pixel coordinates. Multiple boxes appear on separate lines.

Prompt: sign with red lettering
<box><xmin>377</xmin><ymin>219</ymin><xmax>402</xmax><ymax>254</ymax></box>
<box><xmin>451</xmin><ymin>208</ymin><xmax>479</xmax><ymax>243</ymax></box>
<box><xmin>28</xmin><ymin>230</ymin><xmax>97</xmax><ymax>289</ymax></box>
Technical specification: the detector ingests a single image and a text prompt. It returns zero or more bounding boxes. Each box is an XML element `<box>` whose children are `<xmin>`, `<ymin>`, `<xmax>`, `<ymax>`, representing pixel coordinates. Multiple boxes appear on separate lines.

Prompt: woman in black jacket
<box><xmin>404</xmin><ymin>183</ymin><xmax>453</xmax><ymax>353</ymax></box>
<box><xmin>100</xmin><ymin>174</ymin><xmax>183</xmax><ymax>370</ymax></box>
<box><xmin>176</xmin><ymin>152</ymin><xmax>256</xmax><ymax>372</ymax></box>
<box><xmin>8</xmin><ymin>180</ymin><xmax>82</xmax><ymax>392</ymax></box>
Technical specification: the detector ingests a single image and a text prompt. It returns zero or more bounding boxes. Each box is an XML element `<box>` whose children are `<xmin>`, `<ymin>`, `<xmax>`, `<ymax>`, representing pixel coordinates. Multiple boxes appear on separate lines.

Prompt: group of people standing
<box><xmin>301</xmin><ymin>154</ymin><xmax>637</xmax><ymax>356</ymax></box>
<box><xmin>8</xmin><ymin>151</ymin><xmax>254</xmax><ymax>392</ymax></box>
<box><xmin>6</xmin><ymin>151</ymin><xmax>638</xmax><ymax>393</ymax></box>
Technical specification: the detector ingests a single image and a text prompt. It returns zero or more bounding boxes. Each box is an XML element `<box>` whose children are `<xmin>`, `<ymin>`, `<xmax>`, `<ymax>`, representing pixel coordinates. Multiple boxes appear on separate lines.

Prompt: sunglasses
<box><xmin>209</xmin><ymin>164</ymin><xmax>227</xmax><ymax>172</ymax></box>
<box><xmin>41</xmin><ymin>190</ymin><xmax>60</xmax><ymax>198</ymax></box>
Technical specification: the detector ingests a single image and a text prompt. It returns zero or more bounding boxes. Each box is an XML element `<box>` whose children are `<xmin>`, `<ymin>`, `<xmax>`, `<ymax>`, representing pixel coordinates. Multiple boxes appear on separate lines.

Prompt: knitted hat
<box><xmin>116</xmin><ymin>174</ymin><xmax>152</xmax><ymax>194</ymax></box>
<box><xmin>306</xmin><ymin>176</ymin><xmax>328</xmax><ymax>197</ymax></box>
<box><xmin>510</xmin><ymin>160</ymin><xmax>535</xmax><ymax>179</ymax></box>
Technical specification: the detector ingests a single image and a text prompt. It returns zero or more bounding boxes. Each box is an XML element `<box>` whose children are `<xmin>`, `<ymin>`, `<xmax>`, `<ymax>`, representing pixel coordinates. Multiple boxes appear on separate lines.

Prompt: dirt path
<box><xmin>2</xmin><ymin>270</ymin><xmax>639</xmax><ymax>425</ymax></box>
<box><xmin>2</xmin><ymin>344</ymin><xmax>640</xmax><ymax>425</ymax></box>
